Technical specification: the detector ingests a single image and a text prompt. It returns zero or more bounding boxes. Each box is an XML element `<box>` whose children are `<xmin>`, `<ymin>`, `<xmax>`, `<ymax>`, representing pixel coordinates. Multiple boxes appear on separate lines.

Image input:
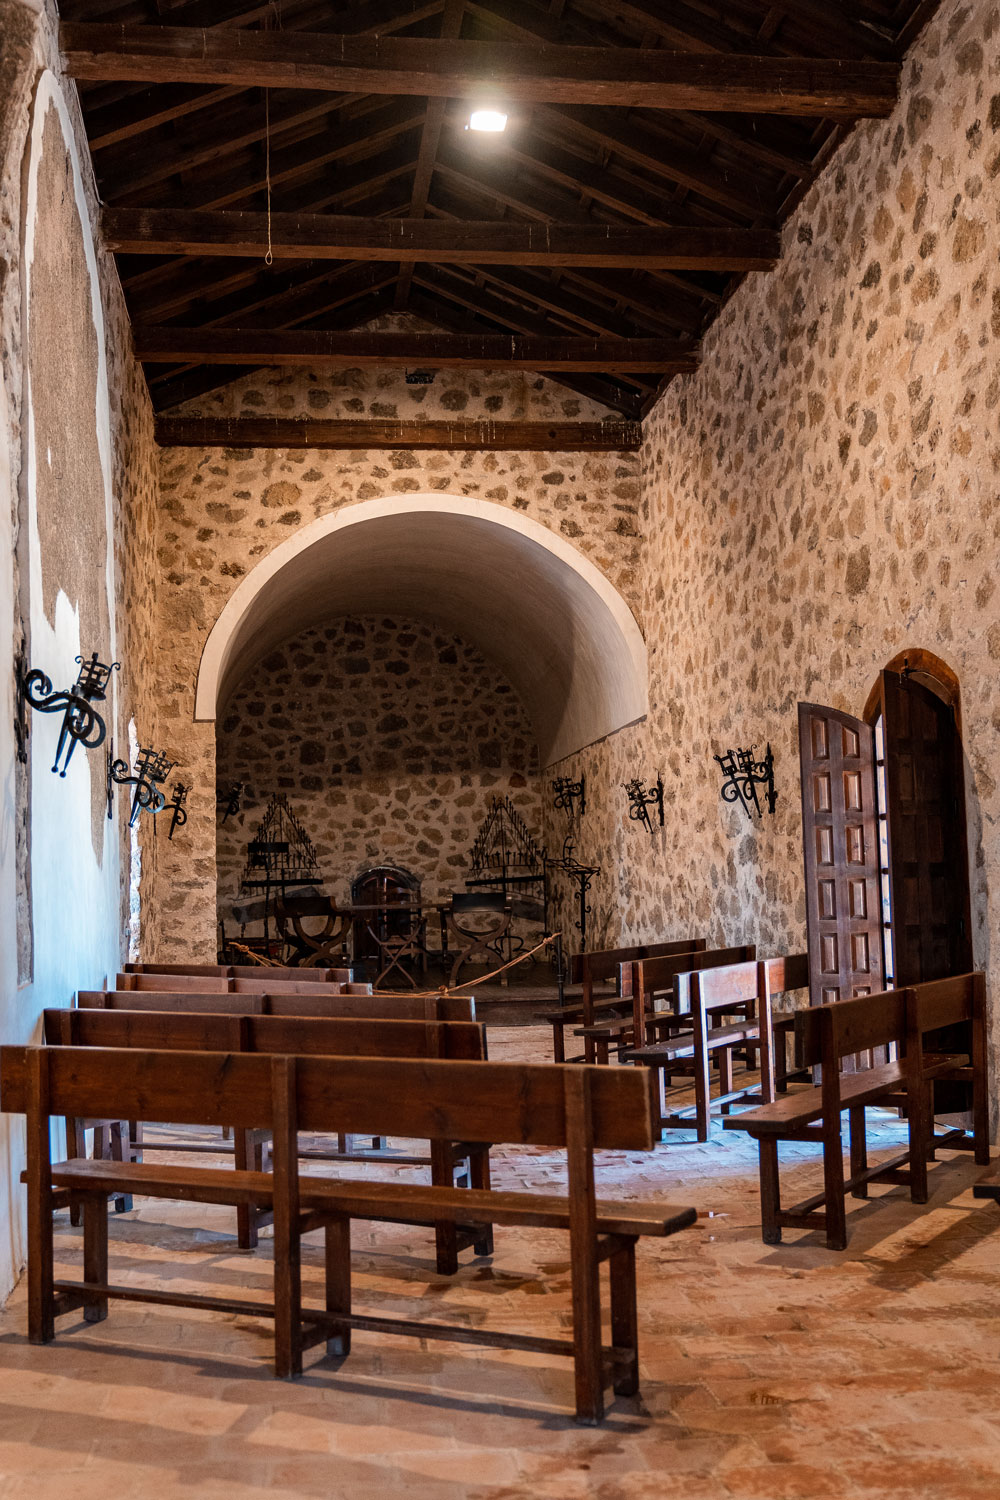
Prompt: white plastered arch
<box><xmin>195</xmin><ymin>495</ymin><xmax>648</xmax><ymax>766</ymax></box>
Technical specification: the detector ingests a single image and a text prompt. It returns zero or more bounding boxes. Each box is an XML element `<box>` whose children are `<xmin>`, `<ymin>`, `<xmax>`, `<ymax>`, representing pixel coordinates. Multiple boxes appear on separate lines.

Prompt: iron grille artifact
<box><xmin>241</xmin><ymin>793</ymin><xmax>321</xmax><ymax>894</ymax></box>
<box><xmin>466</xmin><ymin>795</ymin><xmax>548</xmax><ymax>922</ymax></box>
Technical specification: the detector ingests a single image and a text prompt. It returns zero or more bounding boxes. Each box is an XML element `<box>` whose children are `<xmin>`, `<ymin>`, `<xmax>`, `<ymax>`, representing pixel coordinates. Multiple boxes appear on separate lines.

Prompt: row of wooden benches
<box><xmin>3</xmin><ymin>983</ymin><xmax>697</xmax><ymax>1424</ymax></box>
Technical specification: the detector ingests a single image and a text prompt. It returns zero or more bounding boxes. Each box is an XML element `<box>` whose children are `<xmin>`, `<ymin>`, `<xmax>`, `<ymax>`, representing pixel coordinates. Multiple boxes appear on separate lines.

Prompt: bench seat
<box><xmin>40</xmin><ymin>1158</ymin><xmax>697</xmax><ymax>1240</ymax></box>
<box><xmin>723</xmin><ymin>1054</ymin><xmax>965</xmax><ymax>1137</ymax></box>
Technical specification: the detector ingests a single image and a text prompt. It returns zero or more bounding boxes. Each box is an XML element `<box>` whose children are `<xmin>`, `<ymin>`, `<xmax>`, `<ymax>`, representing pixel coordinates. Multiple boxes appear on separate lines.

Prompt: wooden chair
<box><xmin>539</xmin><ymin>938</ymin><xmax>707</xmax><ymax>1063</ymax></box>
<box><xmin>724</xmin><ymin>974</ymin><xmax>988</xmax><ymax>1249</ymax></box>
<box><xmin>445</xmin><ymin>893</ymin><xmax>512</xmax><ymax>988</ymax></box>
<box><xmin>3</xmin><ymin>1044</ymin><xmax>696</xmax><ymax>1423</ymax></box>
<box><xmin>274</xmin><ymin>895</ymin><xmax>353</xmax><ymax>969</ymax></box>
<box><xmin>623</xmin><ymin>954</ymin><xmax>802</xmax><ymax>1141</ymax></box>
<box><xmin>46</xmin><ymin>1007</ymin><xmax>493</xmax><ymax>1269</ymax></box>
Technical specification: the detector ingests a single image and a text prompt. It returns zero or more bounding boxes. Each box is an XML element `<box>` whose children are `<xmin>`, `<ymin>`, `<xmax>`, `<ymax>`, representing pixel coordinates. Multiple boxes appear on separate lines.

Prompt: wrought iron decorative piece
<box><xmin>17</xmin><ymin>647</ymin><xmax>119</xmax><ymax>775</ymax></box>
<box><xmin>545</xmin><ymin>834</ymin><xmax>601</xmax><ymax>952</ymax></box>
<box><xmin>551</xmin><ymin>774</ymin><xmax>586</xmax><ymax>820</ymax></box>
<box><xmin>107</xmin><ymin>741</ymin><xmax>175</xmax><ymax>826</ymax></box>
<box><xmin>216</xmin><ymin>781</ymin><xmax>244</xmax><ymax>822</ymax></box>
<box><xmin>623</xmin><ymin>774</ymin><xmax>664</xmax><ymax>835</ymax></box>
<box><xmin>241</xmin><ymin>793</ymin><xmax>322</xmax><ymax>945</ymax></box>
<box><xmin>404</xmin><ymin>368</ymin><xmax>435</xmax><ymax>384</ymax></box>
<box><xmin>166</xmin><ymin>783</ymin><xmax>188</xmax><ymax>840</ymax></box>
<box><xmin>715</xmin><ymin>743</ymin><xmax>777</xmax><ymax>820</ymax></box>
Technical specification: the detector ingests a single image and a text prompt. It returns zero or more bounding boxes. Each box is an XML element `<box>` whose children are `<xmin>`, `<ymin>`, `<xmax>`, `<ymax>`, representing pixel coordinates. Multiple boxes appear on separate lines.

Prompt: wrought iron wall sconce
<box><xmin>166</xmin><ymin>783</ymin><xmax>188</xmax><ymax>840</ymax></box>
<box><xmin>16</xmin><ymin>646</ymin><xmax>120</xmax><ymax>775</ymax></box>
<box><xmin>551</xmin><ymin>775</ymin><xmax>585</xmax><ymax>820</ymax></box>
<box><xmin>623</xmin><ymin>774</ymin><xmax>664</xmax><ymax>835</ymax></box>
<box><xmin>217</xmin><ymin>781</ymin><xmax>244</xmax><ymax>822</ymax></box>
<box><xmin>715</xmin><ymin>744</ymin><xmax>777</xmax><ymax>821</ymax></box>
<box><xmin>107</xmin><ymin>741</ymin><xmax>176</xmax><ymax>826</ymax></box>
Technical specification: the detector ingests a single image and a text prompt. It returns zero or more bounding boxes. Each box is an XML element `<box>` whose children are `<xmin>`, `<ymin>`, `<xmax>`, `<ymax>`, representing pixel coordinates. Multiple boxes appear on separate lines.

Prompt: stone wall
<box><xmin>216</xmin><ymin>614</ymin><xmax>542</xmax><ymax>933</ymax></box>
<box><xmin>0</xmin><ymin>0</ymin><xmax>160</xmax><ymax>1298</ymax></box>
<box><xmin>153</xmin><ymin>355</ymin><xmax>641</xmax><ymax>960</ymax></box>
<box><xmin>544</xmin><ymin>0</ymin><xmax>1000</xmax><ymax>1093</ymax></box>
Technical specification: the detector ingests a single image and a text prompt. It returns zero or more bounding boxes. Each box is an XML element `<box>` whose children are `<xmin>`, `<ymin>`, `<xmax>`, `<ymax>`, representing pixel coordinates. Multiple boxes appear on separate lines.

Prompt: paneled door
<box><xmin>797</xmin><ymin>703</ymin><xmax>884</xmax><ymax>1009</ymax></box>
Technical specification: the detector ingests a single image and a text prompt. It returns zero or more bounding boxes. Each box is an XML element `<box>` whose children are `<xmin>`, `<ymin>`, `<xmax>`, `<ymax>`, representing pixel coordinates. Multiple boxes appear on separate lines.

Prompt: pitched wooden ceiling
<box><xmin>60</xmin><ymin>0</ymin><xmax>938</xmax><ymax>421</ymax></box>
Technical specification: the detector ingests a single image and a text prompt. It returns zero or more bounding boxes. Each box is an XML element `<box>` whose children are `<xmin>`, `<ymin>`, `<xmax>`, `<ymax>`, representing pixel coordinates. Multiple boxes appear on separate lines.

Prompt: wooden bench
<box><xmin>80</xmin><ymin>990</ymin><xmax>475</xmax><ymax>1021</ymax></box>
<box><xmin>115</xmin><ymin>973</ymin><xmax>373</xmax><ymax>995</ymax></box>
<box><xmin>724</xmin><ymin>974</ymin><xmax>989</xmax><ymax>1249</ymax></box>
<box><xmin>2</xmin><ymin>1044</ymin><xmax>696</xmax><ymax>1423</ymax></box>
<box><xmin>124</xmin><ymin>963</ymin><xmax>354</xmax><ymax>982</ymax></box>
<box><xmin>540</xmin><ymin>939</ymin><xmax>706</xmax><ymax>1063</ymax></box>
<box><xmin>623</xmin><ymin>955</ymin><xmax>805</xmax><ymax>1141</ymax></box>
<box><xmin>46</xmin><ymin>1008</ymin><xmax>492</xmax><ymax>1269</ymax></box>
<box><xmin>580</xmin><ymin>944</ymin><xmax>756</xmax><ymax>1066</ymax></box>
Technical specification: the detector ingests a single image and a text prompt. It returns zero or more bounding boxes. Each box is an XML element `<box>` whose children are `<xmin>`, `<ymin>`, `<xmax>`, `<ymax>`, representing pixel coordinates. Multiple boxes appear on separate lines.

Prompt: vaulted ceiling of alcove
<box><xmin>61</xmin><ymin>0</ymin><xmax>937</xmax><ymax>420</ymax></box>
<box><xmin>205</xmin><ymin>505</ymin><xmax>647</xmax><ymax>766</ymax></box>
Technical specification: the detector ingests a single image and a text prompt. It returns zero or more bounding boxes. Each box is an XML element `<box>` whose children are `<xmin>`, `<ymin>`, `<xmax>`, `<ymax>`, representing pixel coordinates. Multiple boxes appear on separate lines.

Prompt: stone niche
<box><xmin>216</xmin><ymin>614</ymin><xmax>544</xmax><ymax>932</ymax></box>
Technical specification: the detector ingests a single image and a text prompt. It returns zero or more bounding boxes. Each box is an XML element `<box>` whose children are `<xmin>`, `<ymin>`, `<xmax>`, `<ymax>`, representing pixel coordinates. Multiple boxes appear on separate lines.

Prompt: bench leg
<box><xmin>608</xmin><ymin>1238</ymin><xmax>639</xmax><ymax>1397</ymax></box>
<box><xmin>430</xmin><ymin>1139</ymin><xmax>459</xmax><ymax>1276</ymax></box>
<box><xmin>758</xmin><ymin>1136</ymin><xmax>782</xmax><ymax>1245</ymax></box>
<box><xmin>468</xmin><ymin>1146</ymin><xmax>494</xmax><ymax>1257</ymax></box>
<box><xmin>82</xmin><ymin>1195</ymin><xmax>109</xmax><ymax>1324</ymax></box>
<box><xmin>66</xmin><ymin>1118</ymin><xmax>85</xmax><ymax>1228</ymax></box>
<box><xmin>822</xmin><ymin>1118</ymin><xmax>848</xmax><ymax>1251</ymax></box>
<box><xmin>551</xmin><ymin>1024</ymin><xmax>566</xmax><ymax>1065</ymax></box>
<box><xmin>323</xmin><ymin>1215</ymin><xmax>352</xmax><ymax>1358</ymax></box>
<box><xmin>717</xmin><ymin>1047</ymin><xmax>733</xmax><ymax>1116</ymax></box>
<box><xmin>234</xmin><ymin>1128</ymin><xmax>258</xmax><ymax>1250</ymax></box>
<box><xmin>692</xmin><ymin>1007</ymin><xmax>711</xmax><ymax>1144</ymax></box>
<box><xmin>849</xmin><ymin>1107</ymin><xmax>869</xmax><ymax>1199</ymax></box>
<box><xmin>906</xmin><ymin>1084</ymin><xmax>931</xmax><ymax>1205</ymax></box>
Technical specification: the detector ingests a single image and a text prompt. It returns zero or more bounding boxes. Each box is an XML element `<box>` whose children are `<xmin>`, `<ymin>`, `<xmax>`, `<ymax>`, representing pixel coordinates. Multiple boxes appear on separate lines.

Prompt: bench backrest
<box><xmin>115</xmin><ymin>973</ymin><xmax>371</xmax><ymax>996</ymax></box>
<box><xmin>571</xmin><ymin>936</ymin><xmax>706</xmax><ymax>987</ymax></box>
<box><xmin>675</xmin><ymin>951</ymin><xmax>808</xmax><ymax>1014</ymax></box>
<box><xmin>45</xmin><ymin>1008</ymin><xmax>487</xmax><ymax>1061</ymax></box>
<box><xmin>795</xmin><ymin>986</ymin><xmax>909</xmax><ymax>1070</ymax></box>
<box><xmin>2</xmin><ymin>1045</ymin><xmax>656</xmax><ymax>1150</ymax></box>
<box><xmin>123</xmin><ymin>963</ymin><xmax>353</xmax><ymax>982</ymax></box>
<box><xmin>78</xmin><ymin>989</ymin><xmax>477</xmax><ymax>1022</ymax></box>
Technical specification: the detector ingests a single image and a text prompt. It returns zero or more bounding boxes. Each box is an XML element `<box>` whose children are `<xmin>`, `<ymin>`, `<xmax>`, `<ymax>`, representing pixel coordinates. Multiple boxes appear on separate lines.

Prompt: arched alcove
<box><xmin>195</xmin><ymin>495</ymin><xmax>648</xmax><ymax>767</ymax></box>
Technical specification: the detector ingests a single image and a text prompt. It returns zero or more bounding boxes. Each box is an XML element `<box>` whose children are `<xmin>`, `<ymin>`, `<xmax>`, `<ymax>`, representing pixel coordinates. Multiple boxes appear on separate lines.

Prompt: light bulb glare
<box><xmin>469</xmin><ymin>109</ymin><xmax>508</xmax><ymax>133</ymax></box>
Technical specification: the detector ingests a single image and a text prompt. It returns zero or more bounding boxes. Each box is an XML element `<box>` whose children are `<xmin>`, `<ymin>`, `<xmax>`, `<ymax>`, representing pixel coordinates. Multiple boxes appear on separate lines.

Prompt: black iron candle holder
<box><xmin>623</xmin><ymin>774</ymin><xmax>664</xmax><ymax>835</ymax></box>
<box><xmin>715</xmin><ymin>743</ymin><xmax>776</xmax><ymax>820</ymax></box>
<box><xmin>107</xmin><ymin>741</ymin><xmax>175</xmax><ymax>826</ymax></box>
<box><xmin>166</xmin><ymin>783</ymin><xmax>188</xmax><ymax>840</ymax></box>
<box><xmin>551</xmin><ymin>774</ymin><xmax>585</xmax><ymax>820</ymax></box>
<box><xmin>217</xmin><ymin>781</ymin><xmax>244</xmax><ymax>822</ymax></box>
<box><xmin>16</xmin><ymin>646</ymin><xmax>119</xmax><ymax>775</ymax></box>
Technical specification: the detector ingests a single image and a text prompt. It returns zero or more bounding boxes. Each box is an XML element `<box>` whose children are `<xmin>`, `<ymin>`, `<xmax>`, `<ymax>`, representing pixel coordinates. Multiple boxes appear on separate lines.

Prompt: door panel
<box><xmin>798</xmin><ymin>703</ymin><xmax>884</xmax><ymax>1011</ymax></box>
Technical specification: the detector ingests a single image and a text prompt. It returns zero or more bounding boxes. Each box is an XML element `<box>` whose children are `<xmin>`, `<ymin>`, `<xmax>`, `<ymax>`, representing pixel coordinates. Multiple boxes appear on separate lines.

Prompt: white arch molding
<box><xmin>195</xmin><ymin>495</ymin><xmax>648</xmax><ymax>766</ymax></box>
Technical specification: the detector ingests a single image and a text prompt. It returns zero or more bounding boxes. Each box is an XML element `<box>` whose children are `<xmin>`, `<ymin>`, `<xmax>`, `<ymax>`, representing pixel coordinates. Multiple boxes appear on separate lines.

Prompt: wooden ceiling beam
<box><xmin>131</xmin><ymin>327</ymin><xmax>697</xmax><ymax>372</ymax></box>
<box><xmin>153</xmin><ymin>415</ymin><xmax>643</xmax><ymax>450</ymax></box>
<box><xmin>60</xmin><ymin>24</ymin><xmax>900</xmax><ymax>116</ymax></box>
<box><xmin>103</xmin><ymin>207</ymin><xmax>780</xmax><ymax>269</ymax></box>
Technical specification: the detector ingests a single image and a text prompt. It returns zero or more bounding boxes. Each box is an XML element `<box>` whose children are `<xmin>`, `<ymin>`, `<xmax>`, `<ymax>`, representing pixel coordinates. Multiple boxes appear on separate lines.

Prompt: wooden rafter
<box><xmin>60</xmin><ymin>25</ymin><xmax>900</xmax><ymax>116</ymax></box>
<box><xmin>153</xmin><ymin>416</ymin><xmax>644</xmax><ymax>449</ymax></box>
<box><xmin>103</xmin><ymin>207</ymin><xmax>780</xmax><ymax>269</ymax></box>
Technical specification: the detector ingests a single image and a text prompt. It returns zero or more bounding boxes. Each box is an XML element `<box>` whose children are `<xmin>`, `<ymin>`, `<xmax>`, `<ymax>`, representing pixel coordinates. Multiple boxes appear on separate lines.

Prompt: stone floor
<box><xmin>1</xmin><ymin>1025</ymin><xmax>999</xmax><ymax>1499</ymax></box>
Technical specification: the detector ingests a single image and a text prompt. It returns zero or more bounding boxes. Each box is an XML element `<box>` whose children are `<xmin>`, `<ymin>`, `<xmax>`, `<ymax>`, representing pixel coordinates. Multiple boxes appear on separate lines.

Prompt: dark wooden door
<box><xmin>879</xmin><ymin>670</ymin><xmax>972</xmax><ymax>983</ymax></box>
<box><xmin>879</xmin><ymin>671</ymin><xmax>973</xmax><ymax>1112</ymax></box>
<box><xmin>798</xmin><ymin>703</ymin><xmax>884</xmax><ymax>1009</ymax></box>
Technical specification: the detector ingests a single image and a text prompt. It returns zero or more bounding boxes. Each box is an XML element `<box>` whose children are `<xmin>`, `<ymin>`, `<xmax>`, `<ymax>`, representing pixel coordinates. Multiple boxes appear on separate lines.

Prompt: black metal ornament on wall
<box><xmin>107</xmin><ymin>741</ymin><xmax>176</xmax><ymax>826</ymax></box>
<box><xmin>715</xmin><ymin>744</ymin><xmax>777</xmax><ymax>820</ymax></box>
<box><xmin>551</xmin><ymin>774</ymin><xmax>585</xmax><ymax>821</ymax></box>
<box><xmin>166</xmin><ymin>783</ymin><xmax>188</xmax><ymax>840</ymax></box>
<box><xmin>16</xmin><ymin>646</ymin><xmax>120</xmax><ymax>775</ymax></box>
<box><xmin>217</xmin><ymin>781</ymin><xmax>244</xmax><ymax>822</ymax></box>
<box><xmin>623</xmin><ymin>774</ymin><xmax>664</xmax><ymax>835</ymax></box>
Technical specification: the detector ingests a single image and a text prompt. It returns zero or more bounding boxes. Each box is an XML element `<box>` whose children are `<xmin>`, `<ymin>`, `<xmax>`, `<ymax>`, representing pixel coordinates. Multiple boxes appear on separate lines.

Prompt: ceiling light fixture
<box><xmin>468</xmin><ymin>109</ymin><xmax>508</xmax><ymax>133</ymax></box>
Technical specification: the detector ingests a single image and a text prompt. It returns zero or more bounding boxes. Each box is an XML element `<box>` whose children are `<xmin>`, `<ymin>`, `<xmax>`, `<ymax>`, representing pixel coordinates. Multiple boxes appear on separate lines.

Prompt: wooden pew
<box><xmin>724</xmin><ymin>974</ymin><xmax>989</xmax><ymax>1249</ymax></box>
<box><xmin>623</xmin><ymin>955</ymin><xmax>804</xmax><ymax>1141</ymax></box>
<box><xmin>3</xmin><ymin>1044</ymin><xmax>696</xmax><ymax>1423</ymax></box>
<box><xmin>580</xmin><ymin>944</ymin><xmax>756</xmax><ymax>1065</ymax></box>
<box><xmin>540</xmin><ymin>938</ymin><xmax>707</xmax><ymax>1063</ymax></box>
<box><xmin>45</xmin><ymin>1008</ymin><xmax>491</xmax><ymax>1268</ymax></box>
<box><xmin>124</xmin><ymin>963</ymin><xmax>354</xmax><ymax>982</ymax></box>
<box><xmin>80</xmin><ymin>990</ymin><xmax>475</xmax><ymax>1021</ymax></box>
<box><xmin>115</xmin><ymin>973</ymin><xmax>373</xmax><ymax>995</ymax></box>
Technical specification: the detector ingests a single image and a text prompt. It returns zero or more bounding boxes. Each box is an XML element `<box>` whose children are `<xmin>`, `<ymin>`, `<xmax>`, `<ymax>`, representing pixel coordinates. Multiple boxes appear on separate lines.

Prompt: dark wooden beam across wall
<box><xmin>133</xmin><ymin>327</ymin><xmax>698</xmax><ymax>373</ymax></box>
<box><xmin>153</xmin><ymin>417</ymin><xmax>643</xmax><ymax>451</ymax></box>
<box><xmin>61</xmin><ymin>25</ymin><xmax>900</xmax><ymax>117</ymax></box>
<box><xmin>104</xmin><ymin>209</ymin><xmax>780</xmax><ymax>270</ymax></box>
